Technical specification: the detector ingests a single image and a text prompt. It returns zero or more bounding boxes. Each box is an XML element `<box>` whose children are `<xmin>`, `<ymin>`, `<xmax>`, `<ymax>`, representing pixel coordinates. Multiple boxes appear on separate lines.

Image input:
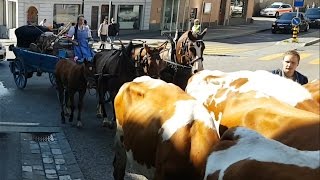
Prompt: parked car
<box><xmin>0</xmin><ymin>42</ymin><xmax>6</xmax><ymax>62</ymax></box>
<box><xmin>271</xmin><ymin>12</ymin><xmax>310</xmax><ymax>34</ymax></box>
<box><xmin>305</xmin><ymin>8</ymin><xmax>320</xmax><ymax>28</ymax></box>
<box><xmin>260</xmin><ymin>2</ymin><xmax>293</xmax><ymax>17</ymax></box>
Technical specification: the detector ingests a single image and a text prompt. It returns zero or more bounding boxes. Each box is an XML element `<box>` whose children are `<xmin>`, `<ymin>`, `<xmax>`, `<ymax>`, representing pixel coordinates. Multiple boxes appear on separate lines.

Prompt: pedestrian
<box><xmin>39</xmin><ymin>19</ymin><xmax>47</xmax><ymax>26</ymax></box>
<box><xmin>98</xmin><ymin>18</ymin><xmax>108</xmax><ymax>49</ymax></box>
<box><xmin>191</xmin><ymin>19</ymin><xmax>201</xmax><ymax>34</ymax></box>
<box><xmin>107</xmin><ymin>18</ymin><xmax>119</xmax><ymax>49</ymax></box>
<box><xmin>66</xmin><ymin>14</ymin><xmax>95</xmax><ymax>62</ymax></box>
<box><xmin>271</xmin><ymin>50</ymin><xmax>308</xmax><ymax>85</ymax></box>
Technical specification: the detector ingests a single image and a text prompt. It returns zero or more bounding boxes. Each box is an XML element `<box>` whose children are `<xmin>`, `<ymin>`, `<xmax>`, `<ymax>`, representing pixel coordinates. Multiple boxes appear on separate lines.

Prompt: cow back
<box><xmin>114</xmin><ymin>76</ymin><xmax>220</xmax><ymax>179</ymax></box>
<box><xmin>186</xmin><ymin>70</ymin><xmax>320</xmax><ymax>150</ymax></box>
<box><xmin>205</xmin><ymin>127</ymin><xmax>320</xmax><ymax>180</ymax></box>
<box><xmin>303</xmin><ymin>79</ymin><xmax>320</xmax><ymax>104</ymax></box>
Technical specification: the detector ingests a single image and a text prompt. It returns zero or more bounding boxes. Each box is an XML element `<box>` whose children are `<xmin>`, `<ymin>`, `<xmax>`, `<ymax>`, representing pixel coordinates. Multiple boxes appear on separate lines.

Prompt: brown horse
<box><xmin>55</xmin><ymin>59</ymin><xmax>96</xmax><ymax>128</ymax></box>
<box><xmin>131</xmin><ymin>42</ymin><xmax>168</xmax><ymax>78</ymax></box>
<box><xmin>176</xmin><ymin>28</ymin><xmax>207</xmax><ymax>74</ymax></box>
<box><xmin>94</xmin><ymin>41</ymin><xmax>168</xmax><ymax>128</ymax></box>
<box><xmin>158</xmin><ymin>30</ymin><xmax>208</xmax><ymax>90</ymax></box>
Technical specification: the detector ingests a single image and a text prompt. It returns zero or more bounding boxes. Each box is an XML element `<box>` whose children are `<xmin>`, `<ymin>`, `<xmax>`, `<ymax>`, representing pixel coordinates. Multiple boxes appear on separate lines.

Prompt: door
<box><xmin>162</xmin><ymin>0</ymin><xmax>180</xmax><ymax>31</ymax></box>
<box><xmin>27</xmin><ymin>6</ymin><xmax>38</xmax><ymax>25</ymax></box>
<box><xmin>219</xmin><ymin>0</ymin><xmax>227</xmax><ymax>25</ymax></box>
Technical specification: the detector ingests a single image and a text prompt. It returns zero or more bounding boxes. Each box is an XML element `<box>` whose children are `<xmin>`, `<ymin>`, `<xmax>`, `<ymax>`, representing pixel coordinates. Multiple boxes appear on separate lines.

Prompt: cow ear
<box><xmin>188</xmin><ymin>31</ymin><xmax>197</xmax><ymax>41</ymax></box>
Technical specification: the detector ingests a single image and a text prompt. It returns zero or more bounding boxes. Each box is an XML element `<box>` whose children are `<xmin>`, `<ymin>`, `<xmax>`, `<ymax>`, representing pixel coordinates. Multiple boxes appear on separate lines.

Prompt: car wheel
<box><xmin>275</xmin><ymin>12</ymin><xmax>279</xmax><ymax>18</ymax></box>
<box><xmin>272</xmin><ymin>30</ymin><xmax>276</xmax><ymax>34</ymax></box>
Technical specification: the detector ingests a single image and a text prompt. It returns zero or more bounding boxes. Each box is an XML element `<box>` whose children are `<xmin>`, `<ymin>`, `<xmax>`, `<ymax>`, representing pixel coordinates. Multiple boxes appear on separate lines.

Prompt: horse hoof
<box><xmin>77</xmin><ymin>121</ymin><xmax>83</xmax><ymax>128</ymax></box>
<box><xmin>96</xmin><ymin>113</ymin><xmax>103</xmax><ymax>118</ymax></box>
<box><xmin>102</xmin><ymin>119</ymin><xmax>115</xmax><ymax>129</ymax></box>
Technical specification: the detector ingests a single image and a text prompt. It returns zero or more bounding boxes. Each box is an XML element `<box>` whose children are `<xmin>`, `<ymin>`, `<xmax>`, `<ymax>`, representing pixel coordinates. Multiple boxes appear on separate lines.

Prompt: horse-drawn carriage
<box><xmin>7</xmin><ymin>24</ymin><xmax>75</xmax><ymax>89</ymax></box>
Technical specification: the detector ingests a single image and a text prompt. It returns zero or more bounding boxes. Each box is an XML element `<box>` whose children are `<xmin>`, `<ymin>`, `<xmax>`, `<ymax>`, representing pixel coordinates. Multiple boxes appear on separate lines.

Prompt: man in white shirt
<box><xmin>98</xmin><ymin>19</ymin><xmax>108</xmax><ymax>49</ymax></box>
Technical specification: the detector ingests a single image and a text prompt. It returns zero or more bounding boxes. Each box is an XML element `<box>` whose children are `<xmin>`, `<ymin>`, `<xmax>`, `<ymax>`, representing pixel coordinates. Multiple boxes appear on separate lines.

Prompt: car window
<box><xmin>306</xmin><ymin>8</ymin><xmax>320</xmax><ymax>15</ymax></box>
<box><xmin>279</xmin><ymin>13</ymin><xmax>295</xmax><ymax>20</ymax></box>
<box><xmin>270</xmin><ymin>5</ymin><xmax>281</xmax><ymax>8</ymax></box>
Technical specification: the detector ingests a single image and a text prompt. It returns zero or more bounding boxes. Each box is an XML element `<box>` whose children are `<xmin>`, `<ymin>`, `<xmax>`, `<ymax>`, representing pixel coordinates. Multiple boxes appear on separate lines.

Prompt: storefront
<box><xmin>150</xmin><ymin>0</ymin><xmax>254</xmax><ymax>33</ymax></box>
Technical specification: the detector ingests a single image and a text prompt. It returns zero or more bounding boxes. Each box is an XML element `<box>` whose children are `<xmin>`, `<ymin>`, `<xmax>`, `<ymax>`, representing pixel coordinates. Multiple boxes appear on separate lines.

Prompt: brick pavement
<box><xmin>20</xmin><ymin>132</ymin><xmax>84</xmax><ymax>180</ymax></box>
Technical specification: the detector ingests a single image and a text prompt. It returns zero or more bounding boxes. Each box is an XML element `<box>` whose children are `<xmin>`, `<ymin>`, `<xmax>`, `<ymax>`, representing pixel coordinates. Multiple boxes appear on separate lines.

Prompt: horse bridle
<box><xmin>182</xmin><ymin>38</ymin><xmax>204</xmax><ymax>65</ymax></box>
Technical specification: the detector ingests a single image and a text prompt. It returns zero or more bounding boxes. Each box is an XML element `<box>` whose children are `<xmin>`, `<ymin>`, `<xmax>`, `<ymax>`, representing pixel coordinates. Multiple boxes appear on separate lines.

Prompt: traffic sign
<box><xmin>291</xmin><ymin>17</ymin><xmax>301</xmax><ymax>26</ymax></box>
<box><xmin>294</xmin><ymin>0</ymin><xmax>304</xmax><ymax>7</ymax></box>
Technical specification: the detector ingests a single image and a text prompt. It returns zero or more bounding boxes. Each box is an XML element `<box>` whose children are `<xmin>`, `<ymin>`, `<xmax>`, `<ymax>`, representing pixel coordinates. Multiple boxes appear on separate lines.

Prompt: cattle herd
<box><xmin>52</xmin><ymin>29</ymin><xmax>320</xmax><ymax>180</ymax></box>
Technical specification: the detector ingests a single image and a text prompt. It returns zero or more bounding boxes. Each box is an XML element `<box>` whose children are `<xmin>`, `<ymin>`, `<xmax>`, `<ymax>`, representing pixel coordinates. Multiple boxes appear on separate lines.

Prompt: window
<box><xmin>53</xmin><ymin>4</ymin><xmax>80</xmax><ymax>27</ymax></box>
<box><xmin>118</xmin><ymin>5</ymin><xmax>143</xmax><ymax>30</ymax></box>
<box><xmin>101</xmin><ymin>5</ymin><xmax>115</xmax><ymax>23</ymax></box>
<box><xmin>91</xmin><ymin>6</ymin><xmax>99</xmax><ymax>30</ymax></box>
<box><xmin>230</xmin><ymin>0</ymin><xmax>247</xmax><ymax>18</ymax></box>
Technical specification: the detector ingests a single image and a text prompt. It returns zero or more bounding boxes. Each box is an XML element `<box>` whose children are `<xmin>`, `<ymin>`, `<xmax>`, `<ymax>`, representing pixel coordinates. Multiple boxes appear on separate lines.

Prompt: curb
<box><xmin>304</xmin><ymin>38</ymin><xmax>320</xmax><ymax>46</ymax></box>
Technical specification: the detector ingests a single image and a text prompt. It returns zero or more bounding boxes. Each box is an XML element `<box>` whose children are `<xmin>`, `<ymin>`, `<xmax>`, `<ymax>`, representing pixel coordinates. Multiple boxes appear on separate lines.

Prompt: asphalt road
<box><xmin>0</xmin><ymin>29</ymin><xmax>319</xmax><ymax>180</ymax></box>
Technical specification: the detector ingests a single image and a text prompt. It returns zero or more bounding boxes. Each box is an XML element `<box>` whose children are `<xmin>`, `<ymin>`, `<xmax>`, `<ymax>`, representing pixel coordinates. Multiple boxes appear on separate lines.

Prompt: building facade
<box><xmin>1</xmin><ymin>0</ymin><xmax>255</xmax><ymax>39</ymax></box>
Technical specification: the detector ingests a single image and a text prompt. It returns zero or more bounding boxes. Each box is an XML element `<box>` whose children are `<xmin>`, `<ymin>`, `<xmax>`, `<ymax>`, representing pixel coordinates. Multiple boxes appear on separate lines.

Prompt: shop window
<box><xmin>118</xmin><ymin>5</ymin><xmax>143</xmax><ymax>30</ymax></box>
<box><xmin>91</xmin><ymin>6</ymin><xmax>99</xmax><ymax>30</ymax></box>
<box><xmin>230</xmin><ymin>0</ymin><xmax>247</xmax><ymax>18</ymax></box>
<box><xmin>53</xmin><ymin>4</ymin><xmax>80</xmax><ymax>28</ymax></box>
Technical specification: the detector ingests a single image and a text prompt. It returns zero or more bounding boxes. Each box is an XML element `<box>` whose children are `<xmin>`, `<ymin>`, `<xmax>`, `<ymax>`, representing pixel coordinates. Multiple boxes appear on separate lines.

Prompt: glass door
<box><xmin>161</xmin><ymin>0</ymin><xmax>190</xmax><ymax>34</ymax></box>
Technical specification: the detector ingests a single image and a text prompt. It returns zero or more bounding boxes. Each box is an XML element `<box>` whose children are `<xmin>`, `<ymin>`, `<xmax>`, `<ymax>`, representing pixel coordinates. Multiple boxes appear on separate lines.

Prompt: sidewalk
<box><xmin>1</xmin><ymin>17</ymin><xmax>319</xmax><ymax>47</ymax></box>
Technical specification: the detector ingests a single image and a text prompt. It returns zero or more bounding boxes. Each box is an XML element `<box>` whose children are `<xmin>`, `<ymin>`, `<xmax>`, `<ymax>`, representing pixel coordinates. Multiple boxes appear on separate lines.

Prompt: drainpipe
<box><xmin>82</xmin><ymin>0</ymin><xmax>84</xmax><ymax>14</ymax></box>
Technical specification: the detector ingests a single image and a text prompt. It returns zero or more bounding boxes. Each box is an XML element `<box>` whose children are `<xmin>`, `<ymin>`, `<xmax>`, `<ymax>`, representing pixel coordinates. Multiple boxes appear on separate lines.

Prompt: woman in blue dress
<box><xmin>67</xmin><ymin>14</ymin><xmax>94</xmax><ymax>62</ymax></box>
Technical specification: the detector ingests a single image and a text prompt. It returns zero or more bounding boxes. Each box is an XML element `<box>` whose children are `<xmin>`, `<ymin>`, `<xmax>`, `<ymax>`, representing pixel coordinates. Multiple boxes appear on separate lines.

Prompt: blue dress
<box><xmin>73</xmin><ymin>26</ymin><xmax>95</xmax><ymax>62</ymax></box>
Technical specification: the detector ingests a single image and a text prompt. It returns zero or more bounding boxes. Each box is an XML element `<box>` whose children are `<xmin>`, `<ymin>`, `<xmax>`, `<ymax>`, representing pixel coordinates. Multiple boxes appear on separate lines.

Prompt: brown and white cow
<box><xmin>303</xmin><ymin>79</ymin><xmax>320</xmax><ymax>105</ymax></box>
<box><xmin>113</xmin><ymin>76</ymin><xmax>220</xmax><ymax>180</ymax></box>
<box><xmin>186</xmin><ymin>70</ymin><xmax>320</xmax><ymax>150</ymax></box>
<box><xmin>204</xmin><ymin>127</ymin><xmax>320</xmax><ymax>180</ymax></box>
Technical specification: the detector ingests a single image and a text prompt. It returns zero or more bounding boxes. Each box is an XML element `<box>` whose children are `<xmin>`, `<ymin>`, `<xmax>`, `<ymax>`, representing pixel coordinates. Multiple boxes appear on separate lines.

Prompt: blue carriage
<box><xmin>7</xmin><ymin>25</ymin><xmax>73</xmax><ymax>89</ymax></box>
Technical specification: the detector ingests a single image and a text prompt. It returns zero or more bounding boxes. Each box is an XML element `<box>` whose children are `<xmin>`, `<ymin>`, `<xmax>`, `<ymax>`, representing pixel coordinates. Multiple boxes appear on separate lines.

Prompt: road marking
<box><xmin>309</xmin><ymin>58</ymin><xmax>320</xmax><ymax>64</ymax></box>
<box><xmin>299</xmin><ymin>53</ymin><xmax>312</xmax><ymax>60</ymax></box>
<box><xmin>204</xmin><ymin>45</ymin><xmax>247</xmax><ymax>55</ymax></box>
<box><xmin>258</xmin><ymin>53</ymin><xmax>283</xmax><ymax>61</ymax></box>
<box><xmin>0</xmin><ymin>122</ymin><xmax>40</xmax><ymax>126</ymax></box>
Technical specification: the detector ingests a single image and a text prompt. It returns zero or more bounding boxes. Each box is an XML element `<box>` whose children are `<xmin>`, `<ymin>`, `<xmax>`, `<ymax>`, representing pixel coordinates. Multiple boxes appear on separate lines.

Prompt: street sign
<box><xmin>294</xmin><ymin>0</ymin><xmax>304</xmax><ymax>7</ymax></box>
<box><xmin>292</xmin><ymin>17</ymin><xmax>301</xmax><ymax>26</ymax></box>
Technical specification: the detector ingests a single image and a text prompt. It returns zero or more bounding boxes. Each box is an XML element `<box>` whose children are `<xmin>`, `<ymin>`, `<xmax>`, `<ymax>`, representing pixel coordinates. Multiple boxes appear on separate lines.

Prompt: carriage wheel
<box><xmin>13</xmin><ymin>59</ymin><xmax>27</xmax><ymax>89</ymax></box>
<box><xmin>49</xmin><ymin>73</ymin><xmax>56</xmax><ymax>87</ymax></box>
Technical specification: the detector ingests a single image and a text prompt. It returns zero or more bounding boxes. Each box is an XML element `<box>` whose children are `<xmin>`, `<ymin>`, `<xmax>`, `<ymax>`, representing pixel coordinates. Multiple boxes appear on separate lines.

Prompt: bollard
<box><xmin>292</xmin><ymin>26</ymin><xmax>299</xmax><ymax>43</ymax></box>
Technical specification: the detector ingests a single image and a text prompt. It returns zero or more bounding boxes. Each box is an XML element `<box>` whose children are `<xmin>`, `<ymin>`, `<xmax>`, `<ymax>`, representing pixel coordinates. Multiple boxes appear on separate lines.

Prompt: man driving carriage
<box><xmin>67</xmin><ymin>14</ymin><xmax>95</xmax><ymax>62</ymax></box>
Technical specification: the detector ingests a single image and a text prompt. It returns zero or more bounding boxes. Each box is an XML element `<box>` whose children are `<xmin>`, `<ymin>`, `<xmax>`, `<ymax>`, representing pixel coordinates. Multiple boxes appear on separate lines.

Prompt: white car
<box><xmin>0</xmin><ymin>42</ymin><xmax>6</xmax><ymax>62</ymax></box>
<box><xmin>260</xmin><ymin>2</ymin><xmax>293</xmax><ymax>17</ymax></box>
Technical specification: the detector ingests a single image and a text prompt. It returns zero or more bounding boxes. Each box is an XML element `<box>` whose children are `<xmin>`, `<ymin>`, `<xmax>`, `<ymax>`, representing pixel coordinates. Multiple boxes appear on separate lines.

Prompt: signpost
<box><xmin>293</xmin><ymin>0</ymin><xmax>304</xmax><ymax>17</ymax></box>
<box><xmin>291</xmin><ymin>17</ymin><xmax>301</xmax><ymax>26</ymax></box>
<box><xmin>291</xmin><ymin>17</ymin><xmax>301</xmax><ymax>43</ymax></box>
<box><xmin>293</xmin><ymin>0</ymin><xmax>304</xmax><ymax>7</ymax></box>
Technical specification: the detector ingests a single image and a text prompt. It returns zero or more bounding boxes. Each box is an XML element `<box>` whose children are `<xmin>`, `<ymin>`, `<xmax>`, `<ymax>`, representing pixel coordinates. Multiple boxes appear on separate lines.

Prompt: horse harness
<box><xmin>180</xmin><ymin>38</ymin><xmax>204</xmax><ymax>65</ymax></box>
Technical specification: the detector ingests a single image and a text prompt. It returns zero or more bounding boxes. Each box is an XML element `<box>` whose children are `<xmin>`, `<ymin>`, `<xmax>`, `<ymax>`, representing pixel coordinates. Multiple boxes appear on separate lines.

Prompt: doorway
<box><xmin>27</xmin><ymin>6</ymin><xmax>38</xmax><ymax>25</ymax></box>
<box><xmin>219</xmin><ymin>0</ymin><xmax>227</xmax><ymax>25</ymax></box>
<box><xmin>161</xmin><ymin>0</ymin><xmax>180</xmax><ymax>32</ymax></box>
